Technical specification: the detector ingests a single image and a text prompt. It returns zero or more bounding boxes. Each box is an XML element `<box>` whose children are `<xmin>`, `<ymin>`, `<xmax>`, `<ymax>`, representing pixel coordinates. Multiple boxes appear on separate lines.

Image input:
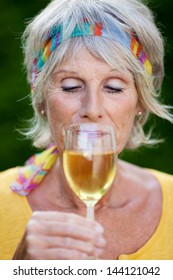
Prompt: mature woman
<box><xmin>0</xmin><ymin>0</ymin><xmax>173</xmax><ymax>260</ymax></box>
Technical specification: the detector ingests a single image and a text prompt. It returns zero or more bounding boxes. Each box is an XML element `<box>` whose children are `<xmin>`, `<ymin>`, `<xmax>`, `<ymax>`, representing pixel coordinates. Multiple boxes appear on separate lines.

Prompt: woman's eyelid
<box><xmin>61</xmin><ymin>77</ymin><xmax>83</xmax><ymax>87</ymax></box>
<box><xmin>105</xmin><ymin>86</ymin><xmax>123</xmax><ymax>94</ymax></box>
<box><xmin>104</xmin><ymin>84</ymin><xmax>124</xmax><ymax>92</ymax></box>
<box><xmin>106</xmin><ymin>76</ymin><xmax>125</xmax><ymax>86</ymax></box>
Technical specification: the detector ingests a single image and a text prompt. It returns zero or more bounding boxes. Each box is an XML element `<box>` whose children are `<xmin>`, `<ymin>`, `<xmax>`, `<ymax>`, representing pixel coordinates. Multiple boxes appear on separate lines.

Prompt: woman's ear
<box><xmin>36</xmin><ymin>103</ymin><xmax>46</xmax><ymax>117</ymax></box>
<box><xmin>136</xmin><ymin>101</ymin><xmax>145</xmax><ymax>117</ymax></box>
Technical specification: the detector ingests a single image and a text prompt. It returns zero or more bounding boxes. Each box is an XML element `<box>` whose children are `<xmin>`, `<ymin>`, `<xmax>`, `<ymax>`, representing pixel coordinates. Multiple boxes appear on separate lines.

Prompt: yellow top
<box><xmin>0</xmin><ymin>168</ymin><xmax>32</xmax><ymax>260</ymax></box>
<box><xmin>0</xmin><ymin>167</ymin><xmax>173</xmax><ymax>260</ymax></box>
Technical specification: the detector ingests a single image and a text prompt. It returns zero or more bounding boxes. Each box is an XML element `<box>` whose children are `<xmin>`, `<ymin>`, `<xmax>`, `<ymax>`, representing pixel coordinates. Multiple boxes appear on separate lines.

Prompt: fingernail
<box><xmin>95</xmin><ymin>225</ymin><xmax>104</xmax><ymax>233</ymax></box>
<box><xmin>80</xmin><ymin>253</ymin><xmax>88</xmax><ymax>259</ymax></box>
<box><xmin>96</xmin><ymin>237</ymin><xmax>106</xmax><ymax>246</ymax></box>
<box><xmin>95</xmin><ymin>248</ymin><xmax>104</xmax><ymax>256</ymax></box>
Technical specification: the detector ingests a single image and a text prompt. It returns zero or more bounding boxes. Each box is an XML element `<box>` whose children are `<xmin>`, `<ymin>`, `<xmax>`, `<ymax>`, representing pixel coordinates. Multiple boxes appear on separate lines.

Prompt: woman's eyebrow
<box><xmin>53</xmin><ymin>69</ymin><xmax>79</xmax><ymax>76</ymax></box>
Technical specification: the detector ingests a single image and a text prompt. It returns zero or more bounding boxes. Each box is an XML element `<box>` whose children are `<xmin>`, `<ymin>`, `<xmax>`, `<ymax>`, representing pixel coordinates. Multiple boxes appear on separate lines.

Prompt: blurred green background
<box><xmin>0</xmin><ymin>0</ymin><xmax>172</xmax><ymax>173</ymax></box>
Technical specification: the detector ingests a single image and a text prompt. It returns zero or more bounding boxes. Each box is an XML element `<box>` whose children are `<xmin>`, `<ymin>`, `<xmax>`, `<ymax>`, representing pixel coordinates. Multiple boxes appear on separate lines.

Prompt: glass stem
<box><xmin>86</xmin><ymin>202</ymin><xmax>95</xmax><ymax>220</ymax></box>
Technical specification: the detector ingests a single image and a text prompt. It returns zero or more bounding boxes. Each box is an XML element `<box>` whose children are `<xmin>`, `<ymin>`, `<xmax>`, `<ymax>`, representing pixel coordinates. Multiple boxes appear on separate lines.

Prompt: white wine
<box><xmin>63</xmin><ymin>150</ymin><xmax>116</xmax><ymax>203</ymax></box>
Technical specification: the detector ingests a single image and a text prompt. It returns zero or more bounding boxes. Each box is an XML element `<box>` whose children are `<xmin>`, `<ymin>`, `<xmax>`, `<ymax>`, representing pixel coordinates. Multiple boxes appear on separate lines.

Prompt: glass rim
<box><xmin>66</xmin><ymin>122</ymin><xmax>115</xmax><ymax>133</ymax></box>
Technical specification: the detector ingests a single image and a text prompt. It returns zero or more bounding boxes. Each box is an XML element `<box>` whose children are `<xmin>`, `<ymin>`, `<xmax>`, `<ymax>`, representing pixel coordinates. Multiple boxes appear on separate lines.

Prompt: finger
<box><xmin>46</xmin><ymin>247</ymin><xmax>103</xmax><ymax>260</ymax></box>
<box><xmin>27</xmin><ymin>219</ymin><xmax>104</xmax><ymax>245</ymax></box>
<box><xmin>40</xmin><ymin>235</ymin><xmax>105</xmax><ymax>253</ymax></box>
<box><xmin>26</xmin><ymin>234</ymin><xmax>104</xmax><ymax>259</ymax></box>
<box><xmin>31</xmin><ymin>247</ymin><xmax>88</xmax><ymax>260</ymax></box>
<box><xmin>32</xmin><ymin>211</ymin><xmax>103</xmax><ymax>231</ymax></box>
<box><xmin>45</xmin><ymin>247</ymin><xmax>104</xmax><ymax>260</ymax></box>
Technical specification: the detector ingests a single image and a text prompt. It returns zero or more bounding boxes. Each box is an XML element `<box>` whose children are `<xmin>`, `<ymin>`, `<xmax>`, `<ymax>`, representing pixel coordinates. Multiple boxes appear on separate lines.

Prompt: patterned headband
<box><xmin>31</xmin><ymin>19</ymin><xmax>152</xmax><ymax>93</ymax></box>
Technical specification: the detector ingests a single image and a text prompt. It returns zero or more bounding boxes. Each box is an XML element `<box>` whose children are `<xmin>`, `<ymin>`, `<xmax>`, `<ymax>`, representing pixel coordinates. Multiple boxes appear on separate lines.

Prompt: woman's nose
<box><xmin>79</xmin><ymin>91</ymin><xmax>104</xmax><ymax>121</ymax></box>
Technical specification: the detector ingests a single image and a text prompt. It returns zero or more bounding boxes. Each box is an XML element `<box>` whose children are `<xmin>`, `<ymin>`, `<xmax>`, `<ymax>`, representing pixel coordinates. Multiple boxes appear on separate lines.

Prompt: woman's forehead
<box><xmin>52</xmin><ymin>46</ymin><xmax>132</xmax><ymax>78</ymax></box>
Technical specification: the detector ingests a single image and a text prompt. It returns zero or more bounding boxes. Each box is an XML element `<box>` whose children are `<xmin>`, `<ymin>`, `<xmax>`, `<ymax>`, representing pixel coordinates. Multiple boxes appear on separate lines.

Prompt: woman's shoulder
<box><xmin>0</xmin><ymin>167</ymin><xmax>22</xmax><ymax>206</ymax></box>
<box><xmin>148</xmin><ymin>169</ymin><xmax>173</xmax><ymax>207</ymax></box>
<box><xmin>0</xmin><ymin>167</ymin><xmax>19</xmax><ymax>190</ymax></box>
<box><xmin>0</xmin><ymin>167</ymin><xmax>32</xmax><ymax>260</ymax></box>
<box><xmin>119</xmin><ymin>160</ymin><xmax>173</xmax><ymax>185</ymax></box>
<box><xmin>0</xmin><ymin>166</ymin><xmax>32</xmax><ymax>220</ymax></box>
<box><xmin>148</xmin><ymin>168</ymin><xmax>173</xmax><ymax>184</ymax></box>
<box><xmin>117</xmin><ymin>160</ymin><xmax>173</xmax><ymax>203</ymax></box>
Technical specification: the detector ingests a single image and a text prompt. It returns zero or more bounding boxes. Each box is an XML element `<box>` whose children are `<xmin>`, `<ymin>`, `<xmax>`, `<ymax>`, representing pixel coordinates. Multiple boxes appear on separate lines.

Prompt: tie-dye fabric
<box><xmin>10</xmin><ymin>144</ymin><xmax>58</xmax><ymax>196</ymax></box>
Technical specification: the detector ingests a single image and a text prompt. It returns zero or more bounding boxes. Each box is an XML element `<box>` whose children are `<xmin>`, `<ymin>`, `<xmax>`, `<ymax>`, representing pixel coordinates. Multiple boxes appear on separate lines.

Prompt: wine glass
<box><xmin>63</xmin><ymin>123</ymin><xmax>117</xmax><ymax>220</ymax></box>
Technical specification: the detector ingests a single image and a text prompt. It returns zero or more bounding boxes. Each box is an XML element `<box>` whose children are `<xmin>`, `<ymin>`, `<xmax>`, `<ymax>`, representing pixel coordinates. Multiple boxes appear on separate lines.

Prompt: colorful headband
<box><xmin>31</xmin><ymin>19</ymin><xmax>152</xmax><ymax>93</ymax></box>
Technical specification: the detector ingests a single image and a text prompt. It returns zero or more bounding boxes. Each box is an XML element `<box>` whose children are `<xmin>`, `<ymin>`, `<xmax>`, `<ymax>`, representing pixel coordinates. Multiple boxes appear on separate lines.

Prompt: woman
<box><xmin>0</xmin><ymin>0</ymin><xmax>173</xmax><ymax>260</ymax></box>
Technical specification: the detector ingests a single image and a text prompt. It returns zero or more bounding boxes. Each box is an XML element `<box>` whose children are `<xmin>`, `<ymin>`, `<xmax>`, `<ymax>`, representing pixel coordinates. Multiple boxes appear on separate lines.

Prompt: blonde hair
<box><xmin>22</xmin><ymin>0</ymin><xmax>173</xmax><ymax>149</ymax></box>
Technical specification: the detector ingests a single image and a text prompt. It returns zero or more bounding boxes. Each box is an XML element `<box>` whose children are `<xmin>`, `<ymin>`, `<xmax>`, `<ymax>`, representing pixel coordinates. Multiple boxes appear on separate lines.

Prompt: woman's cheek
<box><xmin>46</xmin><ymin>98</ymin><xmax>79</xmax><ymax>152</ymax></box>
<box><xmin>112</xmin><ymin>105</ymin><xmax>137</xmax><ymax>154</ymax></box>
<box><xmin>51</xmin><ymin>123</ymin><xmax>67</xmax><ymax>153</ymax></box>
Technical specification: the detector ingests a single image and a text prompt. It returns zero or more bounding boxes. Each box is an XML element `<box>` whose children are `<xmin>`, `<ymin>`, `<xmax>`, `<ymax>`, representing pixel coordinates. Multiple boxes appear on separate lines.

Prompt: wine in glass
<box><xmin>63</xmin><ymin>123</ymin><xmax>117</xmax><ymax>220</ymax></box>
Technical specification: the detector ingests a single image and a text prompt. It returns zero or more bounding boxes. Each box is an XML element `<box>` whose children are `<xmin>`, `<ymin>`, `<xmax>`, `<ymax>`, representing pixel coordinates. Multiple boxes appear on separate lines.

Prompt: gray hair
<box><xmin>22</xmin><ymin>0</ymin><xmax>173</xmax><ymax>149</ymax></box>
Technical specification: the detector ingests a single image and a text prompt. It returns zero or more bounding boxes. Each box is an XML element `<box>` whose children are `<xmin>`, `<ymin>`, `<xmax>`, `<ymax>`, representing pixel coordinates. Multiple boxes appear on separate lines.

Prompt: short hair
<box><xmin>21</xmin><ymin>0</ymin><xmax>173</xmax><ymax>149</ymax></box>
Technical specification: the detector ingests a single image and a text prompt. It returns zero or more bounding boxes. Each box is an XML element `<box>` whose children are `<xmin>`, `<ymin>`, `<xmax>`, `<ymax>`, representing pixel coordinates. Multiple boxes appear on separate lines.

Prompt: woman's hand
<box><xmin>13</xmin><ymin>211</ymin><xmax>106</xmax><ymax>260</ymax></box>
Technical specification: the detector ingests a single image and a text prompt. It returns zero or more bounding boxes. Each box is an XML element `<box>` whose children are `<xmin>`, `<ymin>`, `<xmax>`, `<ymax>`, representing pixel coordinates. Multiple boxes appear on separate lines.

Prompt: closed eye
<box><xmin>105</xmin><ymin>86</ymin><xmax>123</xmax><ymax>94</ymax></box>
<box><xmin>62</xmin><ymin>86</ymin><xmax>82</xmax><ymax>93</ymax></box>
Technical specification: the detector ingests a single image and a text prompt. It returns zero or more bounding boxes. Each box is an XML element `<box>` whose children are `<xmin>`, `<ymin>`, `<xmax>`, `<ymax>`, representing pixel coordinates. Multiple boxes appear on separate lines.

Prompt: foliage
<box><xmin>0</xmin><ymin>0</ymin><xmax>172</xmax><ymax>173</ymax></box>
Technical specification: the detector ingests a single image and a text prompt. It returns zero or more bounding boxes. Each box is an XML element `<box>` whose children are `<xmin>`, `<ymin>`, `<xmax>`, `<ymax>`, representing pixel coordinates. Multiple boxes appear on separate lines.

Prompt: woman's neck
<box><xmin>27</xmin><ymin>157</ymin><xmax>86</xmax><ymax>213</ymax></box>
<box><xmin>27</xmin><ymin>158</ymin><xmax>146</xmax><ymax>213</ymax></box>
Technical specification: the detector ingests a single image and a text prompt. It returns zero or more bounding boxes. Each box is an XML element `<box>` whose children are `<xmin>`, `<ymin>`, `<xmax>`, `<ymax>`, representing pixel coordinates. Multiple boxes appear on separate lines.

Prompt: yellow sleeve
<box><xmin>0</xmin><ymin>168</ymin><xmax>32</xmax><ymax>260</ymax></box>
<box><xmin>119</xmin><ymin>170</ymin><xmax>173</xmax><ymax>260</ymax></box>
